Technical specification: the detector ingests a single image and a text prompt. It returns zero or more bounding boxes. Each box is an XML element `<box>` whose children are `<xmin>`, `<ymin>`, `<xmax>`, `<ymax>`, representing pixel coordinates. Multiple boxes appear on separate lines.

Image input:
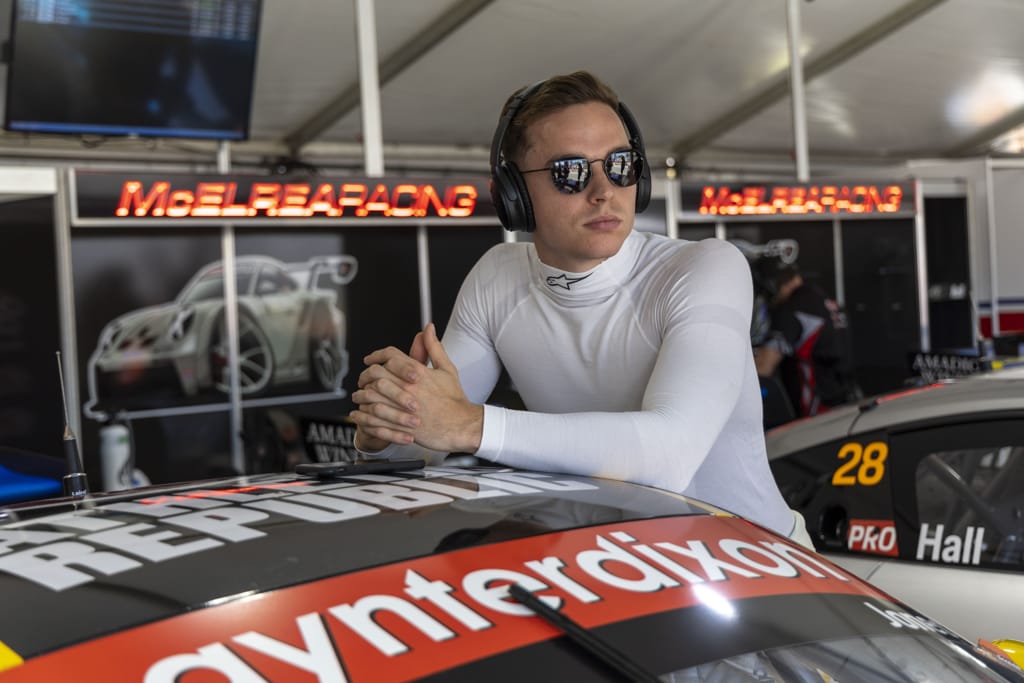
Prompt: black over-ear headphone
<box><xmin>488</xmin><ymin>81</ymin><xmax>652</xmax><ymax>232</ymax></box>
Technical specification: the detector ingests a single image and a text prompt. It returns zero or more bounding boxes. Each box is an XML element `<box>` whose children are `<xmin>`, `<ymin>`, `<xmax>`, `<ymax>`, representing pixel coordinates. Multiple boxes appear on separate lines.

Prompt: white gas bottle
<box><xmin>99</xmin><ymin>422</ymin><xmax>149</xmax><ymax>491</ymax></box>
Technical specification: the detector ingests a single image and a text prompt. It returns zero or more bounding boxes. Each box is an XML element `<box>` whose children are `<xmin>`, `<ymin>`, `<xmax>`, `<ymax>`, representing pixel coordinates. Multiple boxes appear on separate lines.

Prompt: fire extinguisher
<box><xmin>99</xmin><ymin>416</ymin><xmax>150</xmax><ymax>492</ymax></box>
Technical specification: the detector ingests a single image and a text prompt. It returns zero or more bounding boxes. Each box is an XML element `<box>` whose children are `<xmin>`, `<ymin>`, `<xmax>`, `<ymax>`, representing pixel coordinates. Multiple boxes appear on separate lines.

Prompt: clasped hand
<box><xmin>349</xmin><ymin>323</ymin><xmax>483</xmax><ymax>454</ymax></box>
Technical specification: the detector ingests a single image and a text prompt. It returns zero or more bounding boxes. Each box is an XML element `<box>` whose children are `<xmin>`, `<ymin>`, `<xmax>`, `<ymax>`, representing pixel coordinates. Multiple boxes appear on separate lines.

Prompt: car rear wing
<box><xmin>287</xmin><ymin>255</ymin><xmax>358</xmax><ymax>290</ymax></box>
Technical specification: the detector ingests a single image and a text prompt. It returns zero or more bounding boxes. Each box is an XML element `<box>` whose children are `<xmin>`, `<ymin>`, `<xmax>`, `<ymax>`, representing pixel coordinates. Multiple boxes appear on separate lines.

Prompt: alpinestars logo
<box><xmin>546</xmin><ymin>273</ymin><xmax>591</xmax><ymax>290</ymax></box>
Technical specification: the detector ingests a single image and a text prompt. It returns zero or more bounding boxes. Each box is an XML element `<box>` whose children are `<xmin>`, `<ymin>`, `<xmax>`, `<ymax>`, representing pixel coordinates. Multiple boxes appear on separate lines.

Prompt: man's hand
<box><xmin>350</xmin><ymin>324</ymin><xmax>483</xmax><ymax>454</ymax></box>
<box><xmin>351</xmin><ymin>338</ymin><xmax>424</xmax><ymax>450</ymax></box>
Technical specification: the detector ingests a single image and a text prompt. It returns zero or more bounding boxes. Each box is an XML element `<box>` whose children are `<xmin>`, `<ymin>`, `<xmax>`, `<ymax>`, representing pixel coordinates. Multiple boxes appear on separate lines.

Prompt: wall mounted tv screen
<box><xmin>4</xmin><ymin>0</ymin><xmax>262</xmax><ymax>140</ymax></box>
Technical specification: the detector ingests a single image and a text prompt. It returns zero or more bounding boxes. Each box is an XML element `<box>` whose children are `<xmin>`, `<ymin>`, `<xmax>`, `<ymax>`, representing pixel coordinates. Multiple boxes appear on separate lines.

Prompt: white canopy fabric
<box><xmin>1</xmin><ymin>0</ymin><xmax>1022</xmax><ymax>175</ymax></box>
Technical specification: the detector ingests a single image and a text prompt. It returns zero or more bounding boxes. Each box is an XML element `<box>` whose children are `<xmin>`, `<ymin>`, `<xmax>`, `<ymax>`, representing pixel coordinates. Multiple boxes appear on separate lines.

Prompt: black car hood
<box><xmin>0</xmin><ymin>466</ymin><xmax>709</xmax><ymax>660</ymax></box>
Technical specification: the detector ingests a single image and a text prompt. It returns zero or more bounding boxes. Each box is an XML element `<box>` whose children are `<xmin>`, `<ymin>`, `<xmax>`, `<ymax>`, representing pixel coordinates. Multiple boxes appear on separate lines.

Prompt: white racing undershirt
<box><xmin>386</xmin><ymin>230</ymin><xmax>794</xmax><ymax>537</ymax></box>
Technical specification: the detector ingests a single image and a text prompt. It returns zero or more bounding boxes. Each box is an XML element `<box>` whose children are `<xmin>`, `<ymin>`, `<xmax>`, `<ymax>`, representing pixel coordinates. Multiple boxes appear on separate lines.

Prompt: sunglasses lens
<box><xmin>605</xmin><ymin>150</ymin><xmax>642</xmax><ymax>187</ymax></box>
<box><xmin>549</xmin><ymin>158</ymin><xmax>591</xmax><ymax>194</ymax></box>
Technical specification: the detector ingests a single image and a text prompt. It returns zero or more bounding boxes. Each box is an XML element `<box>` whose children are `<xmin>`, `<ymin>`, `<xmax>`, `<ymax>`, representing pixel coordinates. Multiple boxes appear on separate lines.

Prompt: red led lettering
<box><xmin>116</xmin><ymin>180</ymin><xmax>170</xmax><ymax>217</ymax></box>
<box><xmin>415</xmin><ymin>184</ymin><xmax>447</xmax><ymax>217</ymax></box>
<box><xmin>445</xmin><ymin>185</ymin><xmax>478</xmax><ymax>217</ymax></box>
<box><xmin>357</xmin><ymin>184</ymin><xmax>392</xmax><ymax>217</ymax></box>
<box><xmin>166</xmin><ymin>190</ymin><xmax>195</xmax><ymax>218</ymax></box>
<box><xmin>248</xmin><ymin>183</ymin><xmax>283</xmax><ymax>216</ymax></box>
<box><xmin>278</xmin><ymin>184</ymin><xmax>312</xmax><ymax>217</ymax></box>
<box><xmin>221</xmin><ymin>182</ymin><xmax>249</xmax><ymax>217</ymax></box>
<box><xmin>307</xmin><ymin>183</ymin><xmax>340</xmax><ymax>216</ymax></box>
<box><xmin>338</xmin><ymin>184</ymin><xmax>368</xmax><ymax>216</ymax></box>
<box><xmin>191</xmin><ymin>183</ymin><xmax>228</xmax><ymax>217</ymax></box>
<box><xmin>389</xmin><ymin>184</ymin><xmax>420</xmax><ymax>218</ymax></box>
<box><xmin>109</xmin><ymin>180</ymin><xmax>481</xmax><ymax>219</ymax></box>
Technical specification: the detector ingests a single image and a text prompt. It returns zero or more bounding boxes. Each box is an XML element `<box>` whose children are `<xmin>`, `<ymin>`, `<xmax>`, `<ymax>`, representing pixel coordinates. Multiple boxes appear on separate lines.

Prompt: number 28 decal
<box><xmin>832</xmin><ymin>441</ymin><xmax>888</xmax><ymax>486</ymax></box>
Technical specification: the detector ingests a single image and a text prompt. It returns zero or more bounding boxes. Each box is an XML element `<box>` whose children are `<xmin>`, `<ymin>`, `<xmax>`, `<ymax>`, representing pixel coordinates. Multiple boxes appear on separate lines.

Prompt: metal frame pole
<box><xmin>786</xmin><ymin>0</ymin><xmax>810</xmax><ymax>182</ymax></box>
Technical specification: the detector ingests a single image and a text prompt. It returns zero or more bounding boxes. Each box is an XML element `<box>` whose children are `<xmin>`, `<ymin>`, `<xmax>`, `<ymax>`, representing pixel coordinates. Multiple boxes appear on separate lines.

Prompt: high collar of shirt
<box><xmin>531</xmin><ymin>230</ymin><xmax>643</xmax><ymax>306</ymax></box>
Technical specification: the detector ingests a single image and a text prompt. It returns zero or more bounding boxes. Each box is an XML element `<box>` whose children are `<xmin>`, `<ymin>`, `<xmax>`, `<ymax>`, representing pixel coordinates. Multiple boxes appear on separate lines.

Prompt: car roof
<box><xmin>0</xmin><ymin>466</ymin><xmax>712</xmax><ymax>661</ymax></box>
<box><xmin>767</xmin><ymin>375</ymin><xmax>1024</xmax><ymax>457</ymax></box>
<box><xmin>4</xmin><ymin>465</ymin><xmax>1011</xmax><ymax>681</ymax></box>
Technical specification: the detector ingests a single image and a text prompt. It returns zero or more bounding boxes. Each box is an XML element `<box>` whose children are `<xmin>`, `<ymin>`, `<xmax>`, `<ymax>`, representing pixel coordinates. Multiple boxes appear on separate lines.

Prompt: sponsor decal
<box><xmin>908</xmin><ymin>351</ymin><xmax>983</xmax><ymax>383</ymax></box>
<box><xmin>0</xmin><ymin>470</ymin><xmax>598</xmax><ymax>592</ymax></box>
<box><xmin>831</xmin><ymin>441</ymin><xmax>888</xmax><ymax>487</ymax></box>
<box><xmin>915</xmin><ymin>523</ymin><xmax>985</xmax><ymax>566</ymax></box>
<box><xmin>0</xmin><ymin>516</ymin><xmax>880</xmax><ymax>682</ymax></box>
<box><xmin>302</xmin><ymin>417</ymin><xmax>360</xmax><ymax>463</ymax></box>
<box><xmin>847</xmin><ymin>519</ymin><xmax>899</xmax><ymax>557</ymax></box>
<box><xmin>862</xmin><ymin>602</ymin><xmax>953</xmax><ymax>637</ymax></box>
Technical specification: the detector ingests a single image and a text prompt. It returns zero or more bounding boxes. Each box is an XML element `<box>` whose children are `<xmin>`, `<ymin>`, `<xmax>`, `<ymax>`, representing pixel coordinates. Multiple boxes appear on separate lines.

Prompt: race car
<box><xmin>84</xmin><ymin>254</ymin><xmax>357</xmax><ymax>418</ymax></box>
<box><xmin>1</xmin><ymin>461</ymin><xmax>1022</xmax><ymax>681</ymax></box>
<box><xmin>766</xmin><ymin>370</ymin><xmax>1024</xmax><ymax>645</ymax></box>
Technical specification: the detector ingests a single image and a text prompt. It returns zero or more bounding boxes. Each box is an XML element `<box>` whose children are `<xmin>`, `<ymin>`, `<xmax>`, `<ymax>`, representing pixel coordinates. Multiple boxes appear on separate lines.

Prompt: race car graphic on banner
<box><xmin>83</xmin><ymin>254</ymin><xmax>357</xmax><ymax>419</ymax></box>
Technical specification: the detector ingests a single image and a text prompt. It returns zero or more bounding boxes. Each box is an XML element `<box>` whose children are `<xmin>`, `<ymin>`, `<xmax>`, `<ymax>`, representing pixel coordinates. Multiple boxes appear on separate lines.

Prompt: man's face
<box><xmin>519</xmin><ymin>101</ymin><xmax>637</xmax><ymax>273</ymax></box>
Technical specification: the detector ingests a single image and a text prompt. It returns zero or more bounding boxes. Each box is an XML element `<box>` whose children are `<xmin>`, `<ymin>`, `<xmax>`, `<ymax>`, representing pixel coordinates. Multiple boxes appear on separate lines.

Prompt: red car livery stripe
<box><xmin>4</xmin><ymin>516</ymin><xmax>881</xmax><ymax>682</ymax></box>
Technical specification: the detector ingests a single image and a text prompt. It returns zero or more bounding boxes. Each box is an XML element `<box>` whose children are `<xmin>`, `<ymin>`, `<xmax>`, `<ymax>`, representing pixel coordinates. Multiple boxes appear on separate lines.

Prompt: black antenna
<box><xmin>56</xmin><ymin>351</ymin><xmax>89</xmax><ymax>498</ymax></box>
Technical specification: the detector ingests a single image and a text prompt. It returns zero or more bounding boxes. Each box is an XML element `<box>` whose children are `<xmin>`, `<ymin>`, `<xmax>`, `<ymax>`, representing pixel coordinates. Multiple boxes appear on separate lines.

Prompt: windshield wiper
<box><xmin>508</xmin><ymin>583</ymin><xmax>661</xmax><ymax>682</ymax></box>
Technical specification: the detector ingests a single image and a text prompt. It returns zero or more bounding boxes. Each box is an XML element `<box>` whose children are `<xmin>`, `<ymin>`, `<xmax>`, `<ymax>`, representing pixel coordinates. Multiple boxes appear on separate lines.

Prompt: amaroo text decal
<box><xmin>2</xmin><ymin>516</ymin><xmax>885</xmax><ymax>683</ymax></box>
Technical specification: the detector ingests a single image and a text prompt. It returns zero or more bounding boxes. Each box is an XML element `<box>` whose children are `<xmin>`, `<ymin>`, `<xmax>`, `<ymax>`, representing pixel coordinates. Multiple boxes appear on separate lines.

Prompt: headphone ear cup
<box><xmin>490</xmin><ymin>161</ymin><xmax>535</xmax><ymax>232</ymax></box>
<box><xmin>635</xmin><ymin>157</ymin><xmax>651</xmax><ymax>214</ymax></box>
<box><xmin>616</xmin><ymin>102</ymin><xmax>651</xmax><ymax>215</ymax></box>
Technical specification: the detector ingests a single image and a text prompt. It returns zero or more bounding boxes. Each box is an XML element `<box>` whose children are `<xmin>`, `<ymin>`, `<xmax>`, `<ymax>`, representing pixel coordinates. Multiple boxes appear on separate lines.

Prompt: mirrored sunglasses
<box><xmin>521</xmin><ymin>149</ymin><xmax>644</xmax><ymax>194</ymax></box>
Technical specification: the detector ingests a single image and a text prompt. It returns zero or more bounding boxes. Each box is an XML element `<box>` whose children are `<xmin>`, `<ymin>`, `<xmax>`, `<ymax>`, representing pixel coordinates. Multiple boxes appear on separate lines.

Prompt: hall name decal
<box><xmin>114</xmin><ymin>180</ymin><xmax>480</xmax><ymax>218</ymax></box>
<box><xmin>698</xmin><ymin>184</ymin><xmax>905</xmax><ymax>216</ymax></box>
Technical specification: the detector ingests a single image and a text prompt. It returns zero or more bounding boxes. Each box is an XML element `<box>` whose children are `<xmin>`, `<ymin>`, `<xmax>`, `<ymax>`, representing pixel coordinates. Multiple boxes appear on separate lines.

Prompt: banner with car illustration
<box><xmin>82</xmin><ymin>252</ymin><xmax>357</xmax><ymax>419</ymax></box>
<box><xmin>69</xmin><ymin>227</ymin><xmax>423</xmax><ymax>484</ymax></box>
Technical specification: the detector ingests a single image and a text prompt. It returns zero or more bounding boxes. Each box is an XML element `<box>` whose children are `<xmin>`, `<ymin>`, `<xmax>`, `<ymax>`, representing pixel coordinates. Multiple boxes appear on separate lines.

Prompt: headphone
<box><xmin>488</xmin><ymin>80</ymin><xmax>652</xmax><ymax>232</ymax></box>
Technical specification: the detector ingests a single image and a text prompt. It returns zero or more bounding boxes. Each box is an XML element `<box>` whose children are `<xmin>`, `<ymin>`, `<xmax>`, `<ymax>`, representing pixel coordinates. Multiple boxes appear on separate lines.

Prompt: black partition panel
<box><xmin>924</xmin><ymin>196</ymin><xmax>972</xmax><ymax>351</ymax></box>
<box><xmin>841</xmin><ymin>219</ymin><xmax>920</xmax><ymax>395</ymax></box>
<box><xmin>0</xmin><ymin>197</ymin><xmax>63</xmax><ymax>460</ymax></box>
<box><xmin>428</xmin><ymin>225</ymin><xmax>506</xmax><ymax>336</ymax></box>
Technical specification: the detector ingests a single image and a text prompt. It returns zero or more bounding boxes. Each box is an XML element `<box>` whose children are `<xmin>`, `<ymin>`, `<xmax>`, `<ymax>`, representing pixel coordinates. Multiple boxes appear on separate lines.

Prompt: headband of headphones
<box><xmin>488</xmin><ymin>79</ymin><xmax>652</xmax><ymax>232</ymax></box>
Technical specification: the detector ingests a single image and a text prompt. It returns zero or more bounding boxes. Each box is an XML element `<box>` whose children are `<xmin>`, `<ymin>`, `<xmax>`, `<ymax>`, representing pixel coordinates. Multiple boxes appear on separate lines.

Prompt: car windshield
<box><xmin>663</xmin><ymin>633</ymin><xmax>1017</xmax><ymax>681</ymax></box>
<box><xmin>179</xmin><ymin>269</ymin><xmax>254</xmax><ymax>303</ymax></box>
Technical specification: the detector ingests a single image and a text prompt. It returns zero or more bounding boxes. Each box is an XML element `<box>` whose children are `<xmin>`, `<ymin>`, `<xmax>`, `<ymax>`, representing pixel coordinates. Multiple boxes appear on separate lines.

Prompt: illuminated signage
<box><xmin>72</xmin><ymin>172</ymin><xmax>496</xmax><ymax>224</ymax></box>
<box><xmin>680</xmin><ymin>181</ymin><xmax>916</xmax><ymax>219</ymax></box>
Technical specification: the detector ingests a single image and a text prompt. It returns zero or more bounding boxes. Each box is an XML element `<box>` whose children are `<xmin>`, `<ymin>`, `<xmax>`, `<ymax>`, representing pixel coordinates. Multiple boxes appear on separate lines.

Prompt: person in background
<box><xmin>753</xmin><ymin>256</ymin><xmax>860</xmax><ymax>418</ymax></box>
<box><xmin>348</xmin><ymin>70</ymin><xmax>812</xmax><ymax>547</ymax></box>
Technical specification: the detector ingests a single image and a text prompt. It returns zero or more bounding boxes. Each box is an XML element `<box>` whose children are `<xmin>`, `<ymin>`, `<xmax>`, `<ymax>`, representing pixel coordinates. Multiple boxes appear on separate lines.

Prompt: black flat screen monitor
<box><xmin>4</xmin><ymin>0</ymin><xmax>262</xmax><ymax>141</ymax></box>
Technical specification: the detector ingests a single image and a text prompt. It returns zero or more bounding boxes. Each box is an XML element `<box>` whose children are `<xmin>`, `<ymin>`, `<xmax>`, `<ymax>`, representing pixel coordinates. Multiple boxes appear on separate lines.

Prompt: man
<box><xmin>349</xmin><ymin>71</ymin><xmax>809</xmax><ymax>544</ymax></box>
<box><xmin>753</xmin><ymin>257</ymin><xmax>859</xmax><ymax>418</ymax></box>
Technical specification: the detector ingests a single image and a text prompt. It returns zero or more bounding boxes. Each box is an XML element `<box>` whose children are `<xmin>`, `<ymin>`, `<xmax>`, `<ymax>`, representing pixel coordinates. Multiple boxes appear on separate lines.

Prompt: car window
<box><xmin>255</xmin><ymin>266</ymin><xmax>297</xmax><ymax>295</ymax></box>
<box><xmin>914</xmin><ymin>445</ymin><xmax>1024</xmax><ymax>570</ymax></box>
<box><xmin>890</xmin><ymin>419</ymin><xmax>1024</xmax><ymax>572</ymax></box>
<box><xmin>180</xmin><ymin>269</ymin><xmax>255</xmax><ymax>303</ymax></box>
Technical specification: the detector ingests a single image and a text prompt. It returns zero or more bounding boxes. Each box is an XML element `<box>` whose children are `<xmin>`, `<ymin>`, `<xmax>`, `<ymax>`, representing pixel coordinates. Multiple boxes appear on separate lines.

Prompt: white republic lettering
<box><xmin>0</xmin><ymin>473</ymin><xmax>588</xmax><ymax>591</ymax></box>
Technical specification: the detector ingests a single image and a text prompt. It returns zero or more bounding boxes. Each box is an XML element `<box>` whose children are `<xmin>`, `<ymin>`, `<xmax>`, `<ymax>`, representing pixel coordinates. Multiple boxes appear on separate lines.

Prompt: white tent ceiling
<box><xmin>1</xmin><ymin>0</ymin><xmax>1022</xmax><ymax>178</ymax></box>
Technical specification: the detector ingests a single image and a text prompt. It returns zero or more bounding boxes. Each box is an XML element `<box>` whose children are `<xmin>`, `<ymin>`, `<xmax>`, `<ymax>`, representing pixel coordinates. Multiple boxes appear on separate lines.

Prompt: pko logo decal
<box><xmin>848</xmin><ymin>519</ymin><xmax>899</xmax><ymax>557</ymax></box>
<box><xmin>3</xmin><ymin>516</ymin><xmax>878</xmax><ymax>683</ymax></box>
